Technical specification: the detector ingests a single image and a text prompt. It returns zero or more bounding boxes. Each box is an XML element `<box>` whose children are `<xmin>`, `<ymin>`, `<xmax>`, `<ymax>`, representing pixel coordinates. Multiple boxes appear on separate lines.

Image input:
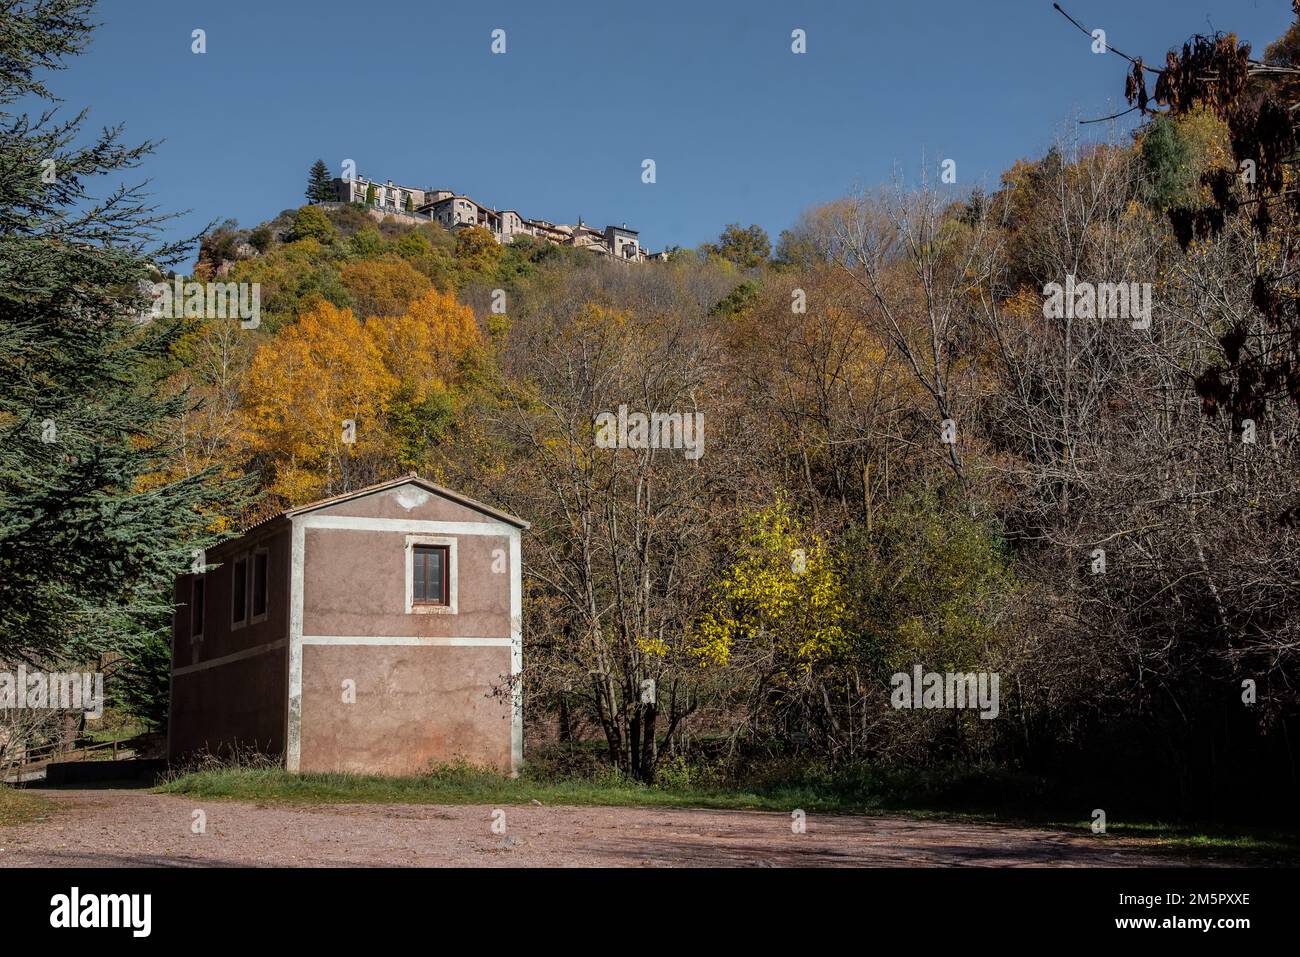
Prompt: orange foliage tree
<box><xmin>238</xmin><ymin>290</ymin><xmax>484</xmax><ymax>507</ymax></box>
<box><xmin>238</xmin><ymin>301</ymin><xmax>395</xmax><ymax>505</ymax></box>
<box><xmin>339</xmin><ymin>254</ymin><xmax>433</xmax><ymax>318</ymax></box>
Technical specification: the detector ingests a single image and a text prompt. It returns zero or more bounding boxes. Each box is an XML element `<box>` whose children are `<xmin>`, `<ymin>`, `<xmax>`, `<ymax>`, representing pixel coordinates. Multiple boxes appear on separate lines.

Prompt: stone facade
<box><xmin>330</xmin><ymin>174</ymin><xmax>649</xmax><ymax>260</ymax></box>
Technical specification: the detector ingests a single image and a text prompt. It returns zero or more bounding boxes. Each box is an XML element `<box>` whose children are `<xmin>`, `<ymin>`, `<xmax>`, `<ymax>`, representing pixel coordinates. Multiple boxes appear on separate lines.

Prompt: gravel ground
<box><xmin>0</xmin><ymin>787</ymin><xmax>1227</xmax><ymax>867</ymax></box>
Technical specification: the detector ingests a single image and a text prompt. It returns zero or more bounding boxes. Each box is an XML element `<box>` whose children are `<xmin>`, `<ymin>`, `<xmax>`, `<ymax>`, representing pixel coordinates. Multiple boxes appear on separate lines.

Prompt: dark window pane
<box><xmin>232</xmin><ymin>558</ymin><xmax>247</xmax><ymax>623</ymax></box>
<box><xmin>413</xmin><ymin>545</ymin><xmax>448</xmax><ymax>604</ymax></box>
<box><xmin>193</xmin><ymin>578</ymin><xmax>205</xmax><ymax>635</ymax></box>
<box><xmin>428</xmin><ymin>549</ymin><xmax>445</xmax><ymax>602</ymax></box>
<box><xmin>252</xmin><ymin>551</ymin><xmax>268</xmax><ymax>617</ymax></box>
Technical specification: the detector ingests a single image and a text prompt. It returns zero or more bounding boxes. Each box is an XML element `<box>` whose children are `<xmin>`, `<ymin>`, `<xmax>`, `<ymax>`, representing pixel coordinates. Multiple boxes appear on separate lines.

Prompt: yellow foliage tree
<box><xmin>239</xmin><ymin>301</ymin><xmax>395</xmax><ymax>504</ymax></box>
<box><xmin>340</xmin><ymin>255</ymin><xmax>433</xmax><ymax>318</ymax></box>
<box><xmin>365</xmin><ymin>288</ymin><xmax>483</xmax><ymax>397</ymax></box>
<box><xmin>693</xmin><ymin>498</ymin><xmax>847</xmax><ymax>685</ymax></box>
<box><xmin>454</xmin><ymin>225</ymin><xmax>503</xmax><ymax>276</ymax></box>
<box><xmin>363</xmin><ymin>288</ymin><xmax>485</xmax><ymax>472</ymax></box>
<box><xmin>238</xmin><ymin>289</ymin><xmax>487</xmax><ymax>504</ymax></box>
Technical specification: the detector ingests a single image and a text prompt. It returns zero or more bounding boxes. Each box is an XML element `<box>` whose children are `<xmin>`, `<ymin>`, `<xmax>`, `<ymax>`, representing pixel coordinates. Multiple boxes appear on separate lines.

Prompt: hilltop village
<box><xmin>330</xmin><ymin>174</ymin><xmax>662</xmax><ymax>262</ymax></box>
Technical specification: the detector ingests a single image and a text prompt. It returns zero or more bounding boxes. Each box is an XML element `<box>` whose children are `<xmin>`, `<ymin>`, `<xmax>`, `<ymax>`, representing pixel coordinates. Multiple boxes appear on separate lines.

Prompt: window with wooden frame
<box><xmin>231</xmin><ymin>555</ymin><xmax>248</xmax><ymax>626</ymax></box>
<box><xmin>251</xmin><ymin>548</ymin><xmax>269</xmax><ymax>621</ymax></box>
<box><xmin>412</xmin><ymin>544</ymin><xmax>449</xmax><ymax>606</ymax></box>
<box><xmin>191</xmin><ymin>576</ymin><xmax>205</xmax><ymax>642</ymax></box>
<box><xmin>404</xmin><ymin>535</ymin><xmax>457</xmax><ymax>614</ymax></box>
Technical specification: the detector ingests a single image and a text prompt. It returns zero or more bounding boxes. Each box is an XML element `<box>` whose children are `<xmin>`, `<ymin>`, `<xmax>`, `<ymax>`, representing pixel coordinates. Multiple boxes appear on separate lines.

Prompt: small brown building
<box><xmin>168</xmin><ymin>475</ymin><xmax>527</xmax><ymax>775</ymax></box>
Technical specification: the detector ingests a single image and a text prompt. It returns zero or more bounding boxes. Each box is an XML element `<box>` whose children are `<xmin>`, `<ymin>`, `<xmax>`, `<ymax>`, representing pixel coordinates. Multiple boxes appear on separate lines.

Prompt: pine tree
<box><xmin>0</xmin><ymin>1</ymin><xmax>243</xmax><ymax>698</ymax></box>
<box><xmin>306</xmin><ymin>158</ymin><xmax>333</xmax><ymax>203</ymax></box>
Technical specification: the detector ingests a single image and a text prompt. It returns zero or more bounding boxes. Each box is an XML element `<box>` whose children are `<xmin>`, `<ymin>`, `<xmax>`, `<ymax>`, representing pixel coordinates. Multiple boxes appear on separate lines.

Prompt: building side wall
<box><xmin>168</xmin><ymin>523</ymin><xmax>291</xmax><ymax>761</ymax></box>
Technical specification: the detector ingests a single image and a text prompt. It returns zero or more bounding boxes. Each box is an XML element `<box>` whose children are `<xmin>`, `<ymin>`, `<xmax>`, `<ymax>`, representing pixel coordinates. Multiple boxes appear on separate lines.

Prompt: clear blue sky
<box><xmin>45</xmin><ymin>0</ymin><xmax>1295</xmax><ymax>263</ymax></box>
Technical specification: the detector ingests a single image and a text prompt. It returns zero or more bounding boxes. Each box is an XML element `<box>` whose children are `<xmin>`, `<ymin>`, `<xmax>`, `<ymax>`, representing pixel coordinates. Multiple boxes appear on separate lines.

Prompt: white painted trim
<box><xmin>403</xmin><ymin>535</ymin><xmax>458</xmax><ymax>614</ymax></box>
<box><xmin>300</xmin><ymin>635</ymin><xmax>511</xmax><ymax>646</ymax></box>
<box><xmin>509</xmin><ymin>527</ymin><xmax>523</xmax><ymax>773</ymax></box>
<box><xmin>299</xmin><ymin>515</ymin><xmax>514</xmax><ymax>536</ymax></box>
<box><xmin>173</xmin><ymin>638</ymin><xmax>288</xmax><ymax>676</ymax></box>
<box><xmin>286</xmin><ymin>516</ymin><xmax>305</xmax><ymax>772</ymax></box>
<box><xmin>166</xmin><ymin>592</ymin><xmax>177</xmax><ymax>760</ymax></box>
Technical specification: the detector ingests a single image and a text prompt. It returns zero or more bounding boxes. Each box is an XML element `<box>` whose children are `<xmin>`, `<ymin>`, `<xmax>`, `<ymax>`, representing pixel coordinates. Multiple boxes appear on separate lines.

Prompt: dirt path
<box><xmin>0</xmin><ymin>787</ymin><xmax>1227</xmax><ymax>867</ymax></box>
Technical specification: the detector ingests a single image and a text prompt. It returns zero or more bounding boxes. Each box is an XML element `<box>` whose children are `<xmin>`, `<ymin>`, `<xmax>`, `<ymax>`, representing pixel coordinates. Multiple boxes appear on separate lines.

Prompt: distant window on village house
<box><xmin>231</xmin><ymin>556</ymin><xmax>248</xmax><ymax>624</ymax></box>
<box><xmin>192</xmin><ymin>577</ymin><xmax>205</xmax><ymax>638</ymax></box>
<box><xmin>412</xmin><ymin>544</ymin><xmax>449</xmax><ymax>605</ymax></box>
<box><xmin>252</xmin><ymin>550</ymin><xmax>268</xmax><ymax>619</ymax></box>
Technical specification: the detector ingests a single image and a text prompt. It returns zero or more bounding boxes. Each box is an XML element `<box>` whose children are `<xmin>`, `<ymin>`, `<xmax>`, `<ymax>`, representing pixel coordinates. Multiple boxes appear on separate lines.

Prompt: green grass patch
<box><xmin>159</xmin><ymin>764</ymin><xmax>873</xmax><ymax>813</ymax></box>
<box><xmin>0</xmin><ymin>784</ymin><xmax>55</xmax><ymax>827</ymax></box>
<box><xmin>1043</xmin><ymin>818</ymin><xmax>1300</xmax><ymax>858</ymax></box>
<box><xmin>155</xmin><ymin>761</ymin><xmax>1300</xmax><ymax>863</ymax></box>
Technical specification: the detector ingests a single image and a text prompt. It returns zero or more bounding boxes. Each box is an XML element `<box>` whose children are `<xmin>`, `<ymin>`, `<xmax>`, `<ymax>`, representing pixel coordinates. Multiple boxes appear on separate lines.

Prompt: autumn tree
<box><xmin>289</xmin><ymin>204</ymin><xmax>337</xmax><ymax>244</ymax></box>
<box><xmin>364</xmin><ymin>288</ymin><xmax>483</xmax><ymax>470</ymax></box>
<box><xmin>692</xmin><ymin>498</ymin><xmax>848</xmax><ymax>743</ymax></box>
<box><xmin>238</xmin><ymin>286</ymin><xmax>486</xmax><ymax>506</ymax></box>
<box><xmin>703</xmin><ymin>223</ymin><xmax>771</xmax><ymax>268</ymax></box>
<box><xmin>454</xmin><ymin>225</ymin><xmax>503</xmax><ymax>277</ymax></box>
<box><xmin>340</xmin><ymin>255</ymin><xmax>432</xmax><ymax>318</ymax></box>
<box><xmin>238</xmin><ymin>301</ymin><xmax>394</xmax><ymax>505</ymax></box>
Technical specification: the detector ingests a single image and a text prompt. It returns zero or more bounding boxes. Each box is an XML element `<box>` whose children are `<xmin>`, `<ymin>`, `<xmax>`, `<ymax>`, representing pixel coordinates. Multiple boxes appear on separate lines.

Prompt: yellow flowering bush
<box><xmin>692</xmin><ymin>498</ymin><xmax>847</xmax><ymax>682</ymax></box>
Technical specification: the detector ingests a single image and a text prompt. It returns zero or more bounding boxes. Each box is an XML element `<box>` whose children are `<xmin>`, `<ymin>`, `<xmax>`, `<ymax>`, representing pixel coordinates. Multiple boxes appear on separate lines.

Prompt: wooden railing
<box><xmin>0</xmin><ymin>735</ymin><xmax>129</xmax><ymax>772</ymax></box>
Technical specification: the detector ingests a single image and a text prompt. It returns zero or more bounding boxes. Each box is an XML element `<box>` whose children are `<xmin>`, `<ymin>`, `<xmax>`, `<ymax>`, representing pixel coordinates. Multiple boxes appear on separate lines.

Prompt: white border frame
<box><xmin>284</xmin><ymin>511</ymin><xmax>523</xmax><ymax>774</ymax></box>
<box><xmin>404</xmin><ymin>535</ymin><xmax>457</xmax><ymax>615</ymax></box>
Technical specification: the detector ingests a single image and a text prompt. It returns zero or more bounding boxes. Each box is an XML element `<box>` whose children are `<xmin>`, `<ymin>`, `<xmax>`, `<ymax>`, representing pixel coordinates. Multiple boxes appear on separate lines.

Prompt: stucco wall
<box><xmin>301</xmin><ymin>528</ymin><xmax>510</xmax><ymax>639</ymax></box>
<box><xmin>290</xmin><ymin>483</ymin><xmax>521</xmax><ymax>775</ymax></box>
<box><xmin>298</xmin><ymin>643</ymin><xmax>512</xmax><ymax>774</ymax></box>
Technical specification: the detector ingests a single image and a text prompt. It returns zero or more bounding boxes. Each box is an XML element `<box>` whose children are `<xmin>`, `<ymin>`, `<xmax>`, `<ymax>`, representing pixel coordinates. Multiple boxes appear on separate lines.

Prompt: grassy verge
<box><xmin>1042</xmin><ymin>819</ymin><xmax>1300</xmax><ymax>859</ymax></box>
<box><xmin>159</xmin><ymin>765</ymin><xmax>855</xmax><ymax>813</ymax></box>
<box><xmin>157</xmin><ymin>763</ymin><xmax>1300</xmax><ymax>861</ymax></box>
<box><xmin>0</xmin><ymin>784</ymin><xmax>55</xmax><ymax>827</ymax></box>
